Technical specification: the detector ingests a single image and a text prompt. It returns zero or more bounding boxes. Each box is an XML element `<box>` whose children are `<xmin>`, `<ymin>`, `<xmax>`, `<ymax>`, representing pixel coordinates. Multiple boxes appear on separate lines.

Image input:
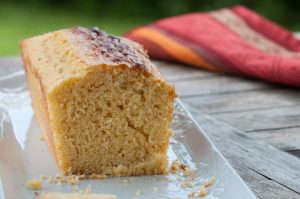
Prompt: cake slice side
<box><xmin>21</xmin><ymin>35</ymin><xmax>60</xmax><ymax>163</ymax></box>
<box><xmin>20</xmin><ymin>30</ymin><xmax>90</xmax><ymax>169</ymax></box>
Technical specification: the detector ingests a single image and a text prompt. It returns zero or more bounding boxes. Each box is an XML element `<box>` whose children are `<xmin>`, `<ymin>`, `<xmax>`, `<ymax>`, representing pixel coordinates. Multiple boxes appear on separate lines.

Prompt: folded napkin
<box><xmin>124</xmin><ymin>5</ymin><xmax>300</xmax><ymax>87</ymax></box>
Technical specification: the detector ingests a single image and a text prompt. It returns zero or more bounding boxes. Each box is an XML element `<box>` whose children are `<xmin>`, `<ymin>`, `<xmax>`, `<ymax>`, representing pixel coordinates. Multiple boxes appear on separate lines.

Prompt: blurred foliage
<box><xmin>5</xmin><ymin>0</ymin><xmax>300</xmax><ymax>29</ymax></box>
<box><xmin>1</xmin><ymin>0</ymin><xmax>300</xmax><ymax>55</ymax></box>
<box><xmin>0</xmin><ymin>3</ymin><xmax>149</xmax><ymax>55</ymax></box>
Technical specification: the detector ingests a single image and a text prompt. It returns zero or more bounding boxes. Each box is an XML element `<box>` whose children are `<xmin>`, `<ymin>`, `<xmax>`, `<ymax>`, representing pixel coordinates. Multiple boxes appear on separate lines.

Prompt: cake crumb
<box><xmin>170</xmin><ymin>160</ymin><xmax>181</xmax><ymax>173</ymax></box>
<box><xmin>199</xmin><ymin>185</ymin><xmax>208</xmax><ymax>197</ymax></box>
<box><xmin>188</xmin><ymin>192</ymin><xmax>196</xmax><ymax>198</ymax></box>
<box><xmin>87</xmin><ymin>174</ymin><xmax>107</xmax><ymax>179</ymax></box>
<box><xmin>55</xmin><ymin>174</ymin><xmax>65</xmax><ymax>182</ymax></box>
<box><xmin>89</xmin><ymin>173</ymin><xmax>97</xmax><ymax>179</ymax></box>
<box><xmin>40</xmin><ymin>173</ymin><xmax>107</xmax><ymax>187</ymax></box>
<box><xmin>78</xmin><ymin>174</ymin><xmax>86</xmax><ymax>180</ymax></box>
<box><xmin>186</xmin><ymin>177</ymin><xmax>215</xmax><ymax>198</ymax></box>
<box><xmin>181</xmin><ymin>180</ymin><xmax>194</xmax><ymax>188</ymax></box>
<box><xmin>183</xmin><ymin>167</ymin><xmax>195</xmax><ymax>177</ymax></box>
<box><xmin>67</xmin><ymin>175</ymin><xmax>80</xmax><ymax>185</ymax></box>
<box><xmin>26</xmin><ymin>179</ymin><xmax>42</xmax><ymax>190</ymax></box>
<box><xmin>170</xmin><ymin>160</ymin><xmax>195</xmax><ymax>176</ymax></box>
<box><xmin>204</xmin><ymin>177</ymin><xmax>215</xmax><ymax>188</ymax></box>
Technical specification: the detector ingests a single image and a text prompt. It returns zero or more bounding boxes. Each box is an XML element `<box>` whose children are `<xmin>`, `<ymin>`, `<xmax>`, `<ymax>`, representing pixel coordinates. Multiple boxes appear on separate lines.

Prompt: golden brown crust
<box><xmin>20</xmin><ymin>41</ymin><xmax>59</xmax><ymax>165</ymax></box>
<box><xmin>66</xmin><ymin>27</ymin><xmax>165</xmax><ymax>80</ymax></box>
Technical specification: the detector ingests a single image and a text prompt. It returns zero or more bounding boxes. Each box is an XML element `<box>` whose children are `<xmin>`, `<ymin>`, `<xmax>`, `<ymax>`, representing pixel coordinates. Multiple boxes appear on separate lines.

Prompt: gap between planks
<box><xmin>181</xmin><ymin>86</ymin><xmax>300</xmax><ymax>153</ymax></box>
<box><xmin>181</xmin><ymin>86</ymin><xmax>300</xmax><ymax>112</ymax></box>
<box><xmin>191</xmin><ymin>112</ymin><xmax>300</xmax><ymax>196</ymax></box>
<box><xmin>247</xmin><ymin>126</ymin><xmax>300</xmax><ymax>152</ymax></box>
<box><xmin>209</xmin><ymin>105</ymin><xmax>300</xmax><ymax>132</ymax></box>
<box><xmin>191</xmin><ymin>105</ymin><xmax>300</xmax><ymax>153</ymax></box>
<box><xmin>231</xmin><ymin>159</ymin><xmax>300</xmax><ymax>199</ymax></box>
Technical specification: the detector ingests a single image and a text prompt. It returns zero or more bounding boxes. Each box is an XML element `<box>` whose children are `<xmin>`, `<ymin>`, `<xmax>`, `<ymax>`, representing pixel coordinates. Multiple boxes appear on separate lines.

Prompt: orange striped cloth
<box><xmin>124</xmin><ymin>6</ymin><xmax>300</xmax><ymax>87</ymax></box>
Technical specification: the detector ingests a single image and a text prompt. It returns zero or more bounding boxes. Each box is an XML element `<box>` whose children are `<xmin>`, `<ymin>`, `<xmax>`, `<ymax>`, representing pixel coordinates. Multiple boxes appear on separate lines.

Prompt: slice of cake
<box><xmin>20</xmin><ymin>27</ymin><xmax>176</xmax><ymax>176</ymax></box>
<box><xmin>38</xmin><ymin>192</ymin><xmax>116</xmax><ymax>199</ymax></box>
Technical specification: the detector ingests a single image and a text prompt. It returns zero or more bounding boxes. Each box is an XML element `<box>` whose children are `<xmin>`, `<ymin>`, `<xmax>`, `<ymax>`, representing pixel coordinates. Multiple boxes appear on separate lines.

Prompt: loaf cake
<box><xmin>20</xmin><ymin>27</ymin><xmax>176</xmax><ymax>176</ymax></box>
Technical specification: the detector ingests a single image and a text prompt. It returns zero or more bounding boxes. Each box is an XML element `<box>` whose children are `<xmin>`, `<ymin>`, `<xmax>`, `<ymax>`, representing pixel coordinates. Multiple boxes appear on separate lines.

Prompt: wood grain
<box><xmin>192</xmin><ymin>113</ymin><xmax>300</xmax><ymax>194</ymax></box>
<box><xmin>211</xmin><ymin>105</ymin><xmax>300</xmax><ymax>131</ymax></box>
<box><xmin>173</xmin><ymin>75</ymin><xmax>271</xmax><ymax>97</ymax></box>
<box><xmin>249</xmin><ymin>127</ymin><xmax>300</xmax><ymax>151</ymax></box>
<box><xmin>249</xmin><ymin>180</ymin><xmax>300</xmax><ymax>199</ymax></box>
<box><xmin>154</xmin><ymin>60</ymin><xmax>219</xmax><ymax>82</ymax></box>
<box><xmin>232</xmin><ymin>160</ymin><xmax>300</xmax><ymax>199</ymax></box>
<box><xmin>182</xmin><ymin>88</ymin><xmax>300</xmax><ymax>114</ymax></box>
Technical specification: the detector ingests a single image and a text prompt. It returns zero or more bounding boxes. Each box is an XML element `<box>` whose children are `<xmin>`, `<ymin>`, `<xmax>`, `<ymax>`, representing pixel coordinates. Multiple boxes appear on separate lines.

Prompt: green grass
<box><xmin>0</xmin><ymin>4</ymin><xmax>149</xmax><ymax>56</ymax></box>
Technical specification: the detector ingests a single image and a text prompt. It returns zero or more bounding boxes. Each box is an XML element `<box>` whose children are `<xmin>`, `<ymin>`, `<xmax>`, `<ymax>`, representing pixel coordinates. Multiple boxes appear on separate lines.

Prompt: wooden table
<box><xmin>1</xmin><ymin>57</ymin><xmax>300</xmax><ymax>199</ymax></box>
<box><xmin>156</xmin><ymin>61</ymin><xmax>300</xmax><ymax>199</ymax></box>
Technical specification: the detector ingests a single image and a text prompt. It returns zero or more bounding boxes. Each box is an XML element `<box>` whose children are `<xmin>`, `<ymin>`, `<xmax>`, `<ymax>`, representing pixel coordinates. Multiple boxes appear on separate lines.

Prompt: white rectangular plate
<box><xmin>0</xmin><ymin>62</ymin><xmax>257</xmax><ymax>199</ymax></box>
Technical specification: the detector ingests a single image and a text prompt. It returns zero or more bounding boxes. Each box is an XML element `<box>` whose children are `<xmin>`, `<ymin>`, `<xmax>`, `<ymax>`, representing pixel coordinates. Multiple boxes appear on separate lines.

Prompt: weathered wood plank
<box><xmin>288</xmin><ymin>150</ymin><xmax>300</xmax><ymax>158</ymax></box>
<box><xmin>230</xmin><ymin>159</ymin><xmax>299</xmax><ymax>198</ymax></box>
<box><xmin>249</xmin><ymin>127</ymin><xmax>300</xmax><ymax>151</ymax></box>
<box><xmin>181</xmin><ymin>82</ymin><xmax>300</xmax><ymax>153</ymax></box>
<box><xmin>182</xmin><ymin>88</ymin><xmax>300</xmax><ymax>114</ymax></box>
<box><xmin>191</xmin><ymin>112</ymin><xmax>300</xmax><ymax>194</ymax></box>
<box><xmin>229</xmin><ymin>159</ymin><xmax>266</xmax><ymax>183</ymax></box>
<box><xmin>154</xmin><ymin>61</ymin><xmax>219</xmax><ymax>82</ymax></box>
<box><xmin>229</xmin><ymin>161</ymin><xmax>300</xmax><ymax>199</ymax></box>
<box><xmin>173</xmin><ymin>75</ymin><xmax>271</xmax><ymax>97</ymax></box>
<box><xmin>210</xmin><ymin>105</ymin><xmax>300</xmax><ymax>132</ymax></box>
<box><xmin>249</xmin><ymin>180</ymin><xmax>300</xmax><ymax>199</ymax></box>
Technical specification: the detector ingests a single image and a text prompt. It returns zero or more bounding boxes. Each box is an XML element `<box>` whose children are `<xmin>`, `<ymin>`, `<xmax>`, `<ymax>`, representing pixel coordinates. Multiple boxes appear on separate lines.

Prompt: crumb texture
<box><xmin>20</xmin><ymin>27</ymin><xmax>175</xmax><ymax>176</ymax></box>
<box><xmin>49</xmin><ymin>66</ymin><xmax>174</xmax><ymax>175</ymax></box>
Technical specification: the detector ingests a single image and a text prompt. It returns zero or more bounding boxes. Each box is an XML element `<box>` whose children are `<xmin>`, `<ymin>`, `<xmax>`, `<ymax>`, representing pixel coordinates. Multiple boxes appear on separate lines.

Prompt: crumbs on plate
<box><xmin>170</xmin><ymin>160</ymin><xmax>195</xmax><ymax>177</ymax></box>
<box><xmin>188</xmin><ymin>177</ymin><xmax>216</xmax><ymax>198</ymax></box>
<box><xmin>26</xmin><ymin>179</ymin><xmax>42</xmax><ymax>190</ymax></box>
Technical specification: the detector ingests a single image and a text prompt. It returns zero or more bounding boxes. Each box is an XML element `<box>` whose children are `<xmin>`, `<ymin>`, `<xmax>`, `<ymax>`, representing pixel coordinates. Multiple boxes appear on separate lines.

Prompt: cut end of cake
<box><xmin>49</xmin><ymin>65</ymin><xmax>174</xmax><ymax>176</ymax></box>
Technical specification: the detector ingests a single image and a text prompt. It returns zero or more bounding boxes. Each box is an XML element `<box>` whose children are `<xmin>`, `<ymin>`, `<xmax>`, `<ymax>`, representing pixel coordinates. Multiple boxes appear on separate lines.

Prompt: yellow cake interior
<box><xmin>48</xmin><ymin>65</ymin><xmax>173</xmax><ymax>175</ymax></box>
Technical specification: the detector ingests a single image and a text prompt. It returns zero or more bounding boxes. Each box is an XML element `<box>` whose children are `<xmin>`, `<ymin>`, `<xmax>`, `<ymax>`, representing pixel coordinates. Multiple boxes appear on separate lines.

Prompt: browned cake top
<box><xmin>71</xmin><ymin>27</ymin><xmax>145</xmax><ymax>66</ymax></box>
<box><xmin>20</xmin><ymin>26</ymin><xmax>169</xmax><ymax>91</ymax></box>
<box><xmin>68</xmin><ymin>26</ymin><xmax>163</xmax><ymax>79</ymax></box>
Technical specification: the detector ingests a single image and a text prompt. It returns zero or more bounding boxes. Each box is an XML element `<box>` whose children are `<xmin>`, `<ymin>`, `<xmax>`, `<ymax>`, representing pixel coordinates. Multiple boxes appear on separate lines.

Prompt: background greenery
<box><xmin>1</xmin><ymin>0</ymin><xmax>300</xmax><ymax>55</ymax></box>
